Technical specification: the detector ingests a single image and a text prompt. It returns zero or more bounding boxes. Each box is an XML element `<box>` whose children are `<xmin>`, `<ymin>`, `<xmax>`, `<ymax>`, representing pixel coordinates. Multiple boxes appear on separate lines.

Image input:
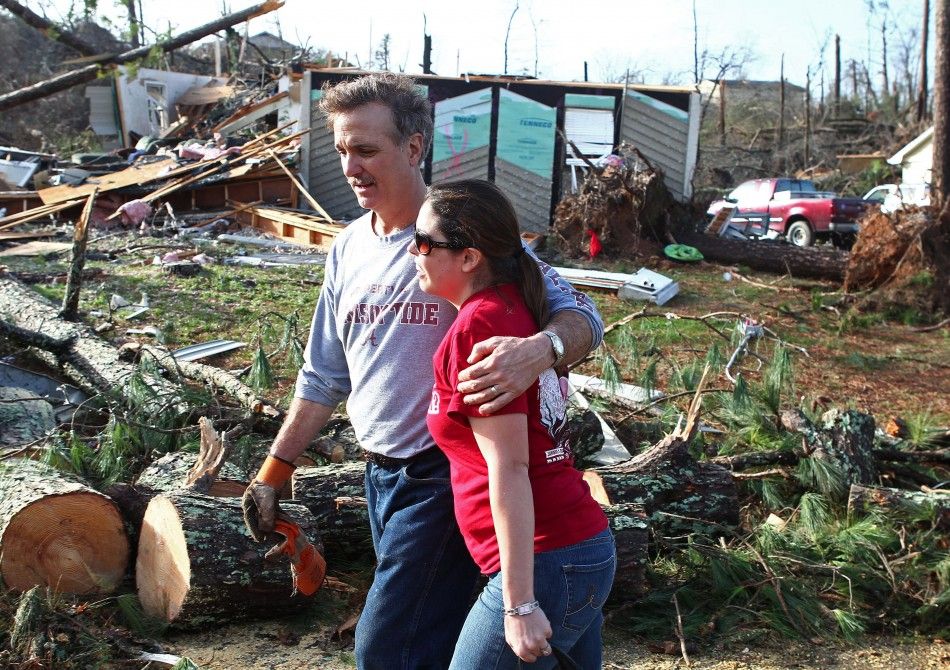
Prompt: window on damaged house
<box><xmin>145</xmin><ymin>81</ymin><xmax>168</xmax><ymax>134</ymax></box>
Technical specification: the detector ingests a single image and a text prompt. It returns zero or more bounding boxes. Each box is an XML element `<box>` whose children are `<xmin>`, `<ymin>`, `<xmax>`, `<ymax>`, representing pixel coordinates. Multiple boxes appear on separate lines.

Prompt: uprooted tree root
<box><xmin>844</xmin><ymin>205</ymin><xmax>950</xmax><ymax>319</ymax></box>
<box><xmin>553</xmin><ymin>144</ymin><xmax>671</xmax><ymax>260</ymax></box>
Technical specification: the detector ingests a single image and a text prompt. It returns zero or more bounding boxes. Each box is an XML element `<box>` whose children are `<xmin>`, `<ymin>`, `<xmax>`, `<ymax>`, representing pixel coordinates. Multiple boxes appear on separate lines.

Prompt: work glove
<box><xmin>265</xmin><ymin>513</ymin><xmax>327</xmax><ymax>596</ymax></box>
<box><xmin>242</xmin><ymin>454</ymin><xmax>295</xmax><ymax>543</ymax></box>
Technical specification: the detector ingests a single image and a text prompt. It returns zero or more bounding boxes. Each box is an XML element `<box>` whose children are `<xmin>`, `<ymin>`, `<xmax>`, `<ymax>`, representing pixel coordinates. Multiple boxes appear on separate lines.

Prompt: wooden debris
<box><xmin>0</xmin><ymin>460</ymin><xmax>129</xmax><ymax>594</ymax></box>
<box><xmin>58</xmin><ymin>189</ymin><xmax>97</xmax><ymax>320</ymax></box>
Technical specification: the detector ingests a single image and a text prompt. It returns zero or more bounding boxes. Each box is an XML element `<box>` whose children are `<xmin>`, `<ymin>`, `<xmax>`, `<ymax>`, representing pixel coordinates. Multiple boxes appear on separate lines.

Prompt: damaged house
<box><xmin>295</xmin><ymin>69</ymin><xmax>701</xmax><ymax>233</ymax></box>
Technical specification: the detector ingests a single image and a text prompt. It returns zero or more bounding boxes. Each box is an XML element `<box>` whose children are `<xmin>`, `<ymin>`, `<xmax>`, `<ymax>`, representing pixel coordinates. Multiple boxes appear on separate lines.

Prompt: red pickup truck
<box><xmin>706</xmin><ymin>178</ymin><xmax>869</xmax><ymax>247</ymax></box>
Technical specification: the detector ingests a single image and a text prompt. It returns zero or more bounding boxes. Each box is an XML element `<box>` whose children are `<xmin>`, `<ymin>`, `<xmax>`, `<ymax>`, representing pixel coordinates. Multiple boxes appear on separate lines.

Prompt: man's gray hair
<box><xmin>319</xmin><ymin>73</ymin><xmax>433</xmax><ymax>155</ymax></box>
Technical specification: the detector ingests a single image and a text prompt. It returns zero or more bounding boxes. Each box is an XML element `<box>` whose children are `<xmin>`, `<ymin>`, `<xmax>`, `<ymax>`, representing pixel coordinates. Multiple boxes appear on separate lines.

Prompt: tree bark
<box><xmin>0</xmin><ymin>460</ymin><xmax>129</xmax><ymax>594</ymax></box>
<box><xmin>59</xmin><ymin>190</ymin><xmax>96</xmax><ymax>321</ymax></box>
<box><xmin>918</xmin><ymin>0</ymin><xmax>931</xmax><ymax>122</ymax></box>
<box><xmin>586</xmin><ymin>436</ymin><xmax>740</xmax><ymax>537</ymax></box>
<box><xmin>136</xmin><ymin>493</ymin><xmax>320</xmax><ymax>627</ymax></box>
<box><xmin>848</xmin><ymin>484</ymin><xmax>949</xmax><ymax>530</ymax></box>
<box><xmin>781</xmin><ymin>408</ymin><xmax>878</xmax><ymax>489</ymax></box>
<box><xmin>0</xmin><ymin>276</ymin><xmax>186</xmax><ymax>418</ymax></box>
<box><xmin>934</xmin><ymin>0</ymin><xmax>950</xmax><ymax>207</ymax></box>
<box><xmin>675</xmin><ymin>230</ymin><xmax>848</xmax><ymax>281</ymax></box>
<box><xmin>0</xmin><ymin>0</ymin><xmax>285</xmax><ymax>112</ymax></box>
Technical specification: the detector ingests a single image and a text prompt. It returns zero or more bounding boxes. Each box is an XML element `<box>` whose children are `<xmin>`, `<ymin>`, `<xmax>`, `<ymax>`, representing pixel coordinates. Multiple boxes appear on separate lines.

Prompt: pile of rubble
<box><xmin>552</xmin><ymin>143</ymin><xmax>671</xmax><ymax>260</ymax></box>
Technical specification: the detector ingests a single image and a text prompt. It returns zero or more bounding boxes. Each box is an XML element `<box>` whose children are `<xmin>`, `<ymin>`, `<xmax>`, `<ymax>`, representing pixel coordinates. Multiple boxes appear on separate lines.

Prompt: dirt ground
<box><xmin>168</xmin><ymin>615</ymin><xmax>949</xmax><ymax>669</ymax></box>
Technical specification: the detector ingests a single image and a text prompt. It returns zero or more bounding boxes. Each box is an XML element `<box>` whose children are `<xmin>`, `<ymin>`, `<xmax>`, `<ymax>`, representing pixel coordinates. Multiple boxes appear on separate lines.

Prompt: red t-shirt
<box><xmin>426</xmin><ymin>283</ymin><xmax>608</xmax><ymax>574</ymax></box>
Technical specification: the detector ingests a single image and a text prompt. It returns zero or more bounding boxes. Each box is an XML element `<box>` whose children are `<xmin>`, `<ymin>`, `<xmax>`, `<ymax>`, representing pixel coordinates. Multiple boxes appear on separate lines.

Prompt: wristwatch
<box><xmin>541</xmin><ymin>330</ymin><xmax>565</xmax><ymax>368</ymax></box>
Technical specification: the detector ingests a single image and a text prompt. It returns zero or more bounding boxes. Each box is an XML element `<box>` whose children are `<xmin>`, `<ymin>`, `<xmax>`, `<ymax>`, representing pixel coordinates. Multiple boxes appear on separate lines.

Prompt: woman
<box><xmin>410</xmin><ymin>179</ymin><xmax>616</xmax><ymax>669</ymax></box>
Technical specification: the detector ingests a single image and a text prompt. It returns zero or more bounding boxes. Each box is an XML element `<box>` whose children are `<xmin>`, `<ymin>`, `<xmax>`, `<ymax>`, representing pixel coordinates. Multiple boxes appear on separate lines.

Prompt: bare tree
<box><xmin>374</xmin><ymin>33</ymin><xmax>391</xmax><ymax>71</ymax></box>
<box><xmin>503</xmin><ymin>1</ymin><xmax>518</xmax><ymax>75</ymax></box>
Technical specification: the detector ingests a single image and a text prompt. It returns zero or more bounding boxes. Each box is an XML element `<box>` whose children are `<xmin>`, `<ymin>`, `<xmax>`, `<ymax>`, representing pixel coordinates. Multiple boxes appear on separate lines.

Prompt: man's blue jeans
<box><xmin>355</xmin><ymin>448</ymin><xmax>480</xmax><ymax>669</ymax></box>
<box><xmin>449</xmin><ymin>528</ymin><xmax>616</xmax><ymax>670</ymax></box>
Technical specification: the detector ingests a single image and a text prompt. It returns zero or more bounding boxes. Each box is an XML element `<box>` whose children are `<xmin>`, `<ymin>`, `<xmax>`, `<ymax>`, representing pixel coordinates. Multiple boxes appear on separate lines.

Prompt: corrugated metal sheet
<box><xmin>431</xmin><ymin>145</ymin><xmax>490</xmax><ymax>183</ymax></box>
<box><xmin>85</xmin><ymin>85</ymin><xmax>118</xmax><ymax>136</ymax></box>
<box><xmin>494</xmin><ymin>160</ymin><xmax>552</xmax><ymax>234</ymax></box>
<box><xmin>620</xmin><ymin>90</ymin><xmax>689</xmax><ymax>201</ymax></box>
<box><xmin>307</xmin><ymin>104</ymin><xmax>363</xmax><ymax>222</ymax></box>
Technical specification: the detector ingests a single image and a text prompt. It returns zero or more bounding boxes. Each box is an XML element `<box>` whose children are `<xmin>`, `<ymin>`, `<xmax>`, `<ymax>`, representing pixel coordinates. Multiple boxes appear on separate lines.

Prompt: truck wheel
<box><xmin>787</xmin><ymin>221</ymin><xmax>814</xmax><ymax>247</ymax></box>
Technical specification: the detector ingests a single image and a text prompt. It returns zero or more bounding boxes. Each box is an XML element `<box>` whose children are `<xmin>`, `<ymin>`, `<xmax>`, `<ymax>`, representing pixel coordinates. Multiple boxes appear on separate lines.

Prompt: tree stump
<box><xmin>136</xmin><ymin>493</ymin><xmax>320</xmax><ymax>628</ymax></box>
<box><xmin>586</xmin><ymin>435</ymin><xmax>740</xmax><ymax>536</ymax></box>
<box><xmin>0</xmin><ymin>460</ymin><xmax>129</xmax><ymax>594</ymax></box>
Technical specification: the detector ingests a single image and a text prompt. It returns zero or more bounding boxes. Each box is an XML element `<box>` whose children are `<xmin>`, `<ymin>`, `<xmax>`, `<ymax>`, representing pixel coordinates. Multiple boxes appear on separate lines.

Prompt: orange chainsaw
<box><xmin>265</xmin><ymin>515</ymin><xmax>327</xmax><ymax>596</ymax></box>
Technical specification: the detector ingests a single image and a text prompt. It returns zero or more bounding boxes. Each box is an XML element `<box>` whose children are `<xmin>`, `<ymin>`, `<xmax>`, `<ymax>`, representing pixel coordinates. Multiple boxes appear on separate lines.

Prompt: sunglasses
<box><xmin>413</xmin><ymin>230</ymin><xmax>469</xmax><ymax>255</ymax></box>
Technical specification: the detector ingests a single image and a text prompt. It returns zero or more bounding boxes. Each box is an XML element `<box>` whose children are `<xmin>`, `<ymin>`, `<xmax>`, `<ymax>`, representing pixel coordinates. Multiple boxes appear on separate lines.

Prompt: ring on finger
<box><xmin>541</xmin><ymin>644</ymin><xmax>552</xmax><ymax>656</ymax></box>
<box><xmin>490</xmin><ymin>384</ymin><xmax>499</xmax><ymax>395</ymax></box>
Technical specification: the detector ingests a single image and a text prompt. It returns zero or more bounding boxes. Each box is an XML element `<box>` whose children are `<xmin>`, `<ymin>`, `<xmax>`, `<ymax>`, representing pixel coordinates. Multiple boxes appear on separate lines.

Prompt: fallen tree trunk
<box><xmin>136</xmin><ymin>493</ymin><xmax>319</xmax><ymax>628</ymax></box>
<box><xmin>0</xmin><ymin>1</ymin><xmax>285</xmax><ymax>112</ymax></box>
<box><xmin>848</xmin><ymin>484</ymin><xmax>950</xmax><ymax>530</ymax></box>
<box><xmin>0</xmin><ymin>460</ymin><xmax>129</xmax><ymax>594</ymax></box>
<box><xmin>585</xmin><ymin>435</ymin><xmax>740</xmax><ymax>537</ymax></box>
<box><xmin>121</xmin><ymin>342</ymin><xmax>281</xmax><ymax>419</ymax></box>
<box><xmin>675</xmin><ymin>230</ymin><xmax>848</xmax><ymax>281</ymax></box>
<box><xmin>292</xmin><ymin>461</ymin><xmax>649</xmax><ymax>593</ymax></box>
<box><xmin>0</xmin><ymin>275</ymin><xmax>186</xmax><ymax>418</ymax></box>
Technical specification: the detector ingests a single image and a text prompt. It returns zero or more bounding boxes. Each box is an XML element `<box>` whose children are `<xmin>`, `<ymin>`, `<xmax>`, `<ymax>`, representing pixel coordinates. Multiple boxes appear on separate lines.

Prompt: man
<box><xmin>242</xmin><ymin>72</ymin><xmax>604</xmax><ymax>669</ymax></box>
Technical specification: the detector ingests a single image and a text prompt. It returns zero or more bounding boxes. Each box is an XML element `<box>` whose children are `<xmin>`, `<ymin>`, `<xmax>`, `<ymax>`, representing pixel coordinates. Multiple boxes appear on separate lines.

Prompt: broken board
<box><xmin>37</xmin><ymin>158</ymin><xmax>178</xmax><ymax>206</ymax></box>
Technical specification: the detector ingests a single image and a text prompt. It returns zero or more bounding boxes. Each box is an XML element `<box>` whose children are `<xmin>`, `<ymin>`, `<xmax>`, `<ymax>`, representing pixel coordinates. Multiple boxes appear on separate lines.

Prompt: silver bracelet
<box><xmin>503</xmin><ymin>600</ymin><xmax>540</xmax><ymax>616</ymax></box>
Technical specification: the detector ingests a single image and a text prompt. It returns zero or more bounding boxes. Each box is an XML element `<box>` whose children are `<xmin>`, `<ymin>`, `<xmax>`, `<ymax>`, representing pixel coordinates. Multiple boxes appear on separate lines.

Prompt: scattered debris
<box><xmin>554</xmin><ymin>266</ymin><xmax>679</xmax><ymax>305</ymax></box>
<box><xmin>173</xmin><ymin>339</ymin><xmax>247</xmax><ymax>362</ymax></box>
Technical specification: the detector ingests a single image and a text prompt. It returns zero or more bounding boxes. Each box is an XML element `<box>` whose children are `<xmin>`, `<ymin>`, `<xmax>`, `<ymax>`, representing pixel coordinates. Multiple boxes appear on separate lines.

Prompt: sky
<box><xmin>32</xmin><ymin>0</ymin><xmax>934</xmax><ymax>90</ymax></box>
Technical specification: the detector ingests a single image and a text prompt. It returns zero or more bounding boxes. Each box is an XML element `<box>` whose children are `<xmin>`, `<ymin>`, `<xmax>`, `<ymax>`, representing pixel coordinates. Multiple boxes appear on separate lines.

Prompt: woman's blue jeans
<box><xmin>449</xmin><ymin>528</ymin><xmax>616</xmax><ymax>670</ymax></box>
<box><xmin>355</xmin><ymin>448</ymin><xmax>480</xmax><ymax>669</ymax></box>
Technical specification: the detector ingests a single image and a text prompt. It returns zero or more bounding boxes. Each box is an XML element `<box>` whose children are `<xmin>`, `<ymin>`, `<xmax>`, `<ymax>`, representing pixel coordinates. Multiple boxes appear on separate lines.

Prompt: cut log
<box><xmin>0</xmin><ymin>276</ymin><xmax>186</xmax><ymax>417</ymax></box>
<box><xmin>136</xmin><ymin>493</ymin><xmax>319</xmax><ymax>627</ymax></box>
<box><xmin>292</xmin><ymin>462</ymin><xmax>371</xmax><ymax>561</ymax></box>
<box><xmin>0</xmin><ymin>460</ymin><xmax>129</xmax><ymax>594</ymax></box>
<box><xmin>675</xmin><ymin>230</ymin><xmax>848</xmax><ymax>281</ymax></box>
<box><xmin>847</xmin><ymin>484</ymin><xmax>950</xmax><ymax>530</ymax></box>
<box><xmin>587</xmin><ymin>435</ymin><xmax>740</xmax><ymax>536</ymax></box>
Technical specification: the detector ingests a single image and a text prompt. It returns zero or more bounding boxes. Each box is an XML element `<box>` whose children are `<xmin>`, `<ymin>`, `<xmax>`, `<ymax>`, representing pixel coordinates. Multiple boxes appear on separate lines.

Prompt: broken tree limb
<box><xmin>0</xmin><ymin>0</ymin><xmax>285</xmax><ymax>112</ymax></box>
<box><xmin>848</xmin><ymin>484</ymin><xmax>950</xmax><ymax>530</ymax></box>
<box><xmin>0</xmin><ymin>459</ymin><xmax>129</xmax><ymax>594</ymax></box>
<box><xmin>120</xmin><ymin>342</ymin><xmax>281</xmax><ymax>419</ymax></box>
<box><xmin>0</xmin><ymin>0</ymin><xmax>100</xmax><ymax>56</ymax></box>
<box><xmin>0</xmin><ymin>276</ymin><xmax>186</xmax><ymax>417</ymax></box>
<box><xmin>135</xmin><ymin>493</ymin><xmax>319</xmax><ymax>627</ymax></box>
<box><xmin>675</xmin><ymin>230</ymin><xmax>848</xmax><ymax>281</ymax></box>
<box><xmin>781</xmin><ymin>408</ymin><xmax>878</xmax><ymax>489</ymax></box>
<box><xmin>59</xmin><ymin>189</ymin><xmax>97</xmax><ymax>320</ymax></box>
